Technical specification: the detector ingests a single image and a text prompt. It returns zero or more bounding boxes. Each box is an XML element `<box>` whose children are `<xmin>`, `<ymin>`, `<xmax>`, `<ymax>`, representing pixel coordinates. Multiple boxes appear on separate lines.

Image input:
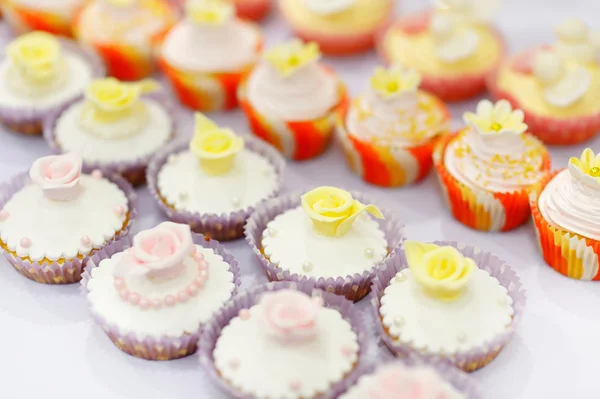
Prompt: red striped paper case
<box><xmin>234</xmin><ymin>0</ymin><xmax>271</xmax><ymax>21</ymax></box>
<box><xmin>530</xmin><ymin>170</ymin><xmax>600</xmax><ymax>281</ymax></box>
<box><xmin>238</xmin><ymin>73</ymin><xmax>350</xmax><ymax>161</ymax></box>
<box><xmin>2</xmin><ymin>0</ymin><xmax>80</xmax><ymax>36</ymax></box>
<box><xmin>433</xmin><ymin>131</ymin><xmax>552</xmax><ymax>232</ymax></box>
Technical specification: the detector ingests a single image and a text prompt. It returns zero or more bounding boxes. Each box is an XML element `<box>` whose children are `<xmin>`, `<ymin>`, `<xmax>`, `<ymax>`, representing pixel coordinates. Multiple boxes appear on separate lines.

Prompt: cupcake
<box><xmin>159</xmin><ymin>0</ymin><xmax>261</xmax><ymax>111</ymax></box>
<box><xmin>379</xmin><ymin>0</ymin><xmax>504</xmax><ymax>101</ymax></box>
<box><xmin>235</xmin><ymin>0</ymin><xmax>270</xmax><ymax>21</ymax></box>
<box><xmin>148</xmin><ymin>113</ymin><xmax>284</xmax><ymax>241</ymax></box>
<box><xmin>433</xmin><ymin>99</ymin><xmax>550</xmax><ymax>232</ymax></box>
<box><xmin>200</xmin><ymin>282</ymin><xmax>366</xmax><ymax>398</ymax></box>
<box><xmin>1</xmin><ymin>0</ymin><xmax>87</xmax><ymax>36</ymax></box>
<box><xmin>487</xmin><ymin>19</ymin><xmax>600</xmax><ymax>145</ymax></box>
<box><xmin>239</xmin><ymin>40</ymin><xmax>348</xmax><ymax>160</ymax></box>
<box><xmin>372</xmin><ymin>241</ymin><xmax>525</xmax><ymax>372</ymax></box>
<box><xmin>83</xmin><ymin>222</ymin><xmax>240</xmax><ymax>360</ymax></box>
<box><xmin>73</xmin><ymin>0</ymin><xmax>177</xmax><ymax>81</ymax></box>
<box><xmin>44</xmin><ymin>77</ymin><xmax>177</xmax><ymax>186</ymax></box>
<box><xmin>530</xmin><ymin>148</ymin><xmax>600</xmax><ymax>281</ymax></box>
<box><xmin>0</xmin><ymin>31</ymin><xmax>104</xmax><ymax>135</ymax></box>
<box><xmin>279</xmin><ymin>0</ymin><xmax>394</xmax><ymax>55</ymax></box>
<box><xmin>245</xmin><ymin>186</ymin><xmax>405</xmax><ymax>301</ymax></box>
<box><xmin>0</xmin><ymin>153</ymin><xmax>136</xmax><ymax>284</ymax></box>
<box><xmin>338</xmin><ymin>65</ymin><xmax>450</xmax><ymax>187</ymax></box>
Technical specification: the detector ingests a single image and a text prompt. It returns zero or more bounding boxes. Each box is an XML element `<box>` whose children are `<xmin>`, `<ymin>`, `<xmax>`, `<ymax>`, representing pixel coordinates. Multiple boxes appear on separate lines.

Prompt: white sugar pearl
<box><xmin>364</xmin><ymin>248</ymin><xmax>374</xmax><ymax>259</ymax></box>
<box><xmin>302</xmin><ymin>261</ymin><xmax>313</xmax><ymax>272</ymax></box>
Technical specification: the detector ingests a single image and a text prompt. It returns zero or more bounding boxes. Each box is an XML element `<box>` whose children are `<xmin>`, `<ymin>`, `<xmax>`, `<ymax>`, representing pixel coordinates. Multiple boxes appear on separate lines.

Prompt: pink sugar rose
<box><xmin>369</xmin><ymin>365</ymin><xmax>454</xmax><ymax>399</ymax></box>
<box><xmin>29</xmin><ymin>152</ymin><xmax>82</xmax><ymax>201</ymax></box>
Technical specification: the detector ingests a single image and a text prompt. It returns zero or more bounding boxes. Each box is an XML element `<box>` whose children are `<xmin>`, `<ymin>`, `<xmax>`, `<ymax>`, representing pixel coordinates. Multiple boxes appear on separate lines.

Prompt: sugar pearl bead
<box><xmin>165</xmin><ymin>295</ymin><xmax>176</xmax><ymax>307</ymax></box>
<box><xmin>289</xmin><ymin>380</ymin><xmax>302</xmax><ymax>391</ymax></box>
<box><xmin>229</xmin><ymin>358</ymin><xmax>240</xmax><ymax>368</ymax></box>
<box><xmin>266</xmin><ymin>228</ymin><xmax>277</xmax><ymax>237</ymax></box>
<box><xmin>187</xmin><ymin>285</ymin><xmax>199</xmax><ymax>296</ymax></box>
<box><xmin>231</xmin><ymin>197</ymin><xmax>241</xmax><ymax>207</ymax></box>
<box><xmin>114</xmin><ymin>278</ymin><xmax>124</xmax><ymax>289</ymax></box>
<box><xmin>80</xmin><ymin>235</ymin><xmax>91</xmax><ymax>246</ymax></box>
<box><xmin>113</xmin><ymin>206</ymin><xmax>125</xmax><ymax>217</ymax></box>
<box><xmin>152</xmin><ymin>299</ymin><xmax>163</xmax><ymax>309</ymax></box>
<box><xmin>199</xmin><ymin>269</ymin><xmax>208</xmax><ymax>278</ymax></box>
<box><xmin>0</xmin><ymin>209</ymin><xmax>8</xmax><ymax>221</ymax></box>
<box><xmin>198</xmin><ymin>261</ymin><xmax>208</xmax><ymax>270</ymax></box>
<box><xmin>20</xmin><ymin>237</ymin><xmax>31</xmax><ymax>248</ymax></box>
<box><xmin>394</xmin><ymin>316</ymin><xmax>405</xmax><ymax>327</ymax></box>
<box><xmin>178</xmin><ymin>292</ymin><xmax>189</xmax><ymax>302</ymax></box>
<box><xmin>139</xmin><ymin>299</ymin><xmax>150</xmax><ymax>310</ymax></box>
<box><xmin>341</xmin><ymin>345</ymin><xmax>355</xmax><ymax>357</ymax></box>
<box><xmin>119</xmin><ymin>289</ymin><xmax>130</xmax><ymax>300</ymax></box>
<box><xmin>364</xmin><ymin>248</ymin><xmax>374</xmax><ymax>259</ymax></box>
<box><xmin>302</xmin><ymin>261</ymin><xmax>313</xmax><ymax>272</ymax></box>
<box><xmin>128</xmin><ymin>293</ymin><xmax>141</xmax><ymax>305</ymax></box>
<box><xmin>91</xmin><ymin>169</ymin><xmax>103</xmax><ymax>179</ymax></box>
<box><xmin>239</xmin><ymin>309</ymin><xmax>251</xmax><ymax>320</ymax></box>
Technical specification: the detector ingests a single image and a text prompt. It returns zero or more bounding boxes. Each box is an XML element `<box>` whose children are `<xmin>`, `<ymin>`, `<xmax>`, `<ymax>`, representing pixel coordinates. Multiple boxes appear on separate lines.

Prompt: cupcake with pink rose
<box><xmin>0</xmin><ymin>153</ymin><xmax>136</xmax><ymax>284</ymax></box>
<box><xmin>83</xmin><ymin>221</ymin><xmax>240</xmax><ymax>360</ymax></box>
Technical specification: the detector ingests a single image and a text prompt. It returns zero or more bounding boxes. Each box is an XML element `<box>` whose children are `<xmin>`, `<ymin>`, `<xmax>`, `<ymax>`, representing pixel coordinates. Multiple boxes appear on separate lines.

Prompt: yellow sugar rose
<box><xmin>370</xmin><ymin>66</ymin><xmax>421</xmax><ymax>99</ymax></box>
<box><xmin>404</xmin><ymin>241</ymin><xmax>475</xmax><ymax>301</ymax></box>
<box><xmin>186</xmin><ymin>0</ymin><xmax>234</xmax><ymax>25</ymax></box>
<box><xmin>7</xmin><ymin>31</ymin><xmax>63</xmax><ymax>84</ymax></box>
<box><xmin>301</xmin><ymin>187</ymin><xmax>384</xmax><ymax>237</ymax></box>
<box><xmin>190</xmin><ymin>113</ymin><xmax>244</xmax><ymax>175</ymax></box>
<box><xmin>265</xmin><ymin>40</ymin><xmax>321</xmax><ymax>78</ymax></box>
<box><xmin>463</xmin><ymin>100</ymin><xmax>528</xmax><ymax>136</ymax></box>
<box><xmin>85</xmin><ymin>78</ymin><xmax>159</xmax><ymax>122</ymax></box>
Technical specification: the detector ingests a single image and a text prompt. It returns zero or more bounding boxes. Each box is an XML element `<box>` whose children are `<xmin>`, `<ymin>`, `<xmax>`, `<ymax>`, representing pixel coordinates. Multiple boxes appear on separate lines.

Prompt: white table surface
<box><xmin>1</xmin><ymin>1</ymin><xmax>600</xmax><ymax>398</ymax></box>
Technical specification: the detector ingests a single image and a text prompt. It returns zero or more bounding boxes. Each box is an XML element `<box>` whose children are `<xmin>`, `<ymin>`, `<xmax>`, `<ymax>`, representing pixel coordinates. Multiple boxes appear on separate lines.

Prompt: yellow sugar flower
<box><xmin>85</xmin><ymin>78</ymin><xmax>159</xmax><ymax>122</ymax></box>
<box><xmin>463</xmin><ymin>99</ymin><xmax>528</xmax><ymax>136</ymax></box>
<box><xmin>186</xmin><ymin>0</ymin><xmax>234</xmax><ymax>25</ymax></box>
<box><xmin>569</xmin><ymin>148</ymin><xmax>600</xmax><ymax>186</ymax></box>
<box><xmin>7</xmin><ymin>31</ymin><xmax>63</xmax><ymax>84</ymax></box>
<box><xmin>265</xmin><ymin>40</ymin><xmax>321</xmax><ymax>78</ymax></box>
<box><xmin>301</xmin><ymin>187</ymin><xmax>384</xmax><ymax>237</ymax></box>
<box><xmin>190</xmin><ymin>113</ymin><xmax>244</xmax><ymax>175</ymax></box>
<box><xmin>404</xmin><ymin>241</ymin><xmax>475</xmax><ymax>301</ymax></box>
<box><xmin>370</xmin><ymin>66</ymin><xmax>421</xmax><ymax>100</ymax></box>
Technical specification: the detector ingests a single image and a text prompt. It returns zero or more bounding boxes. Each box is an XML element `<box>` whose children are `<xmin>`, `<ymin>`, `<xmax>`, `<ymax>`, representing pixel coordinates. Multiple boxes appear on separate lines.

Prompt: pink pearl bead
<box><xmin>229</xmin><ymin>358</ymin><xmax>240</xmax><ymax>368</ymax></box>
<box><xmin>195</xmin><ymin>253</ymin><xmax>204</xmax><ymax>261</ymax></box>
<box><xmin>195</xmin><ymin>276</ymin><xmax>206</xmax><ymax>286</ymax></box>
<box><xmin>0</xmin><ymin>209</ymin><xmax>8</xmax><ymax>221</ymax></box>
<box><xmin>119</xmin><ymin>289</ymin><xmax>130</xmax><ymax>300</ymax></box>
<box><xmin>289</xmin><ymin>380</ymin><xmax>301</xmax><ymax>391</ymax></box>
<box><xmin>80</xmin><ymin>235</ymin><xmax>91</xmax><ymax>246</ymax></box>
<box><xmin>177</xmin><ymin>292</ymin><xmax>189</xmax><ymax>302</ymax></box>
<box><xmin>151</xmin><ymin>299</ymin><xmax>163</xmax><ymax>309</ymax></box>
<box><xmin>139</xmin><ymin>299</ymin><xmax>150</xmax><ymax>310</ymax></box>
<box><xmin>91</xmin><ymin>169</ymin><xmax>103</xmax><ymax>179</ymax></box>
<box><xmin>113</xmin><ymin>206</ymin><xmax>125</xmax><ymax>217</ymax></box>
<box><xmin>341</xmin><ymin>345</ymin><xmax>355</xmax><ymax>357</ymax></box>
<box><xmin>114</xmin><ymin>278</ymin><xmax>124</xmax><ymax>288</ymax></box>
<box><xmin>20</xmin><ymin>237</ymin><xmax>31</xmax><ymax>248</ymax></box>
<box><xmin>187</xmin><ymin>285</ymin><xmax>199</xmax><ymax>296</ymax></box>
<box><xmin>239</xmin><ymin>309</ymin><xmax>251</xmax><ymax>320</ymax></box>
<box><xmin>128</xmin><ymin>293</ymin><xmax>141</xmax><ymax>305</ymax></box>
<box><xmin>198</xmin><ymin>261</ymin><xmax>208</xmax><ymax>270</ymax></box>
<box><xmin>165</xmin><ymin>295</ymin><xmax>176</xmax><ymax>307</ymax></box>
<box><xmin>199</xmin><ymin>269</ymin><xmax>208</xmax><ymax>277</ymax></box>
<box><xmin>190</xmin><ymin>246</ymin><xmax>197</xmax><ymax>256</ymax></box>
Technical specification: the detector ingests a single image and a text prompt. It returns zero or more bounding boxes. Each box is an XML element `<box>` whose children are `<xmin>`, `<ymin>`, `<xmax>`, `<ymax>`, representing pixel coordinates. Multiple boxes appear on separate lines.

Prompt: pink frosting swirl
<box><xmin>29</xmin><ymin>153</ymin><xmax>82</xmax><ymax>201</ymax></box>
<box><xmin>368</xmin><ymin>365</ymin><xmax>458</xmax><ymax>399</ymax></box>
<box><xmin>259</xmin><ymin>290</ymin><xmax>322</xmax><ymax>343</ymax></box>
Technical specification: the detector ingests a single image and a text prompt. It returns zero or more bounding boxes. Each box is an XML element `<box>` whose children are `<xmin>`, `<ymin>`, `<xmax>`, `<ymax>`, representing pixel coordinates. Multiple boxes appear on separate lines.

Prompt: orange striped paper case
<box><xmin>3</xmin><ymin>1</ymin><xmax>79</xmax><ymax>36</ymax></box>
<box><xmin>530</xmin><ymin>170</ymin><xmax>600</xmax><ymax>281</ymax></box>
<box><xmin>433</xmin><ymin>131</ymin><xmax>551</xmax><ymax>232</ymax></box>
<box><xmin>238</xmin><ymin>77</ymin><xmax>350</xmax><ymax>161</ymax></box>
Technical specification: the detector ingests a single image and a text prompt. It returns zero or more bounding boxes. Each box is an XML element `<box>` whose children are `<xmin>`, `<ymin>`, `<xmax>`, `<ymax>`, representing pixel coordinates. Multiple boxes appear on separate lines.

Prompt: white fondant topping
<box><xmin>0</xmin><ymin>51</ymin><xmax>92</xmax><ymax>110</ymax></box>
<box><xmin>87</xmin><ymin>245</ymin><xmax>235</xmax><ymax>337</ymax></box>
<box><xmin>431</xmin><ymin>14</ymin><xmax>480</xmax><ymax>63</ymax></box>
<box><xmin>161</xmin><ymin>19</ymin><xmax>259</xmax><ymax>73</ymax></box>
<box><xmin>554</xmin><ymin>19</ymin><xmax>598</xmax><ymax>64</ymax></box>
<box><xmin>157</xmin><ymin>149</ymin><xmax>278</xmax><ymax>215</ymax></box>
<box><xmin>214</xmin><ymin>302</ymin><xmax>358</xmax><ymax>399</ymax></box>
<box><xmin>304</xmin><ymin>0</ymin><xmax>356</xmax><ymax>15</ymax></box>
<box><xmin>246</xmin><ymin>61</ymin><xmax>339</xmax><ymax>121</ymax></box>
<box><xmin>380</xmin><ymin>268</ymin><xmax>513</xmax><ymax>355</ymax></box>
<box><xmin>0</xmin><ymin>175</ymin><xmax>128</xmax><ymax>262</ymax></box>
<box><xmin>54</xmin><ymin>99</ymin><xmax>172</xmax><ymax>165</ymax></box>
<box><xmin>262</xmin><ymin>207</ymin><xmax>387</xmax><ymax>279</ymax></box>
<box><xmin>544</xmin><ymin>67</ymin><xmax>591</xmax><ymax>108</ymax></box>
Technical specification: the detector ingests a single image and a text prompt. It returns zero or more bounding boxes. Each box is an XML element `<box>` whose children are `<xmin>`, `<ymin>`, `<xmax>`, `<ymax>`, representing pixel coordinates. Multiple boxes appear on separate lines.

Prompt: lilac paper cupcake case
<box><xmin>369</xmin><ymin>241</ymin><xmax>526</xmax><ymax>372</ymax></box>
<box><xmin>244</xmin><ymin>191</ymin><xmax>406</xmax><ymax>302</ymax></box>
<box><xmin>43</xmin><ymin>90</ymin><xmax>183</xmax><ymax>186</ymax></box>
<box><xmin>0</xmin><ymin>171</ymin><xmax>137</xmax><ymax>285</ymax></box>
<box><xmin>0</xmin><ymin>38</ymin><xmax>105</xmax><ymax>132</ymax></box>
<box><xmin>147</xmin><ymin>135</ymin><xmax>286</xmax><ymax>241</ymax></box>
<box><xmin>198</xmin><ymin>280</ymin><xmax>369</xmax><ymax>399</ymax></box>
<box><xmin>80</xmin><ymin>232</ymin><xmax>241</xmax><ymax>361</ymax></box>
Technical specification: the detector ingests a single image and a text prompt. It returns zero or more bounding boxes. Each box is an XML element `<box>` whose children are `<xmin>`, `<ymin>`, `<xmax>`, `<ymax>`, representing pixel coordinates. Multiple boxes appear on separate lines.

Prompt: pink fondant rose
<box><xmin>29</xmin><ymin>153</ymin><xmax>82</xmax><ymax>201</ymax></box>
<box><xmin>115</xmin><ymin>222</ymin><xmax>196</xmax><ymax>281</ymax></box>
<box><xmin>369</xmin><ymin>365</ymin><xmax>454</xmax><ymax>399</ymax></box>
<box><xmin>259</xmin><ymin>290</ymin><xmax>321</xmax><ymax>343</ymax></box>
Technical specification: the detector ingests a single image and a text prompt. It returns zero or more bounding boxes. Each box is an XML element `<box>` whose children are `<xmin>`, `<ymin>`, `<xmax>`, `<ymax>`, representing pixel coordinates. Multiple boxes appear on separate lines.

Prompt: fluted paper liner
<box><xmin>147</xmin><ymin>136</ymin><xmax>286</xmax><ymax>241</ymax></box>
<box><xmin>80</xmin><ymin>233</ymin><xmax>241</xmax><ymax>360</ymax></box>
<box><xmin>235</xmin><ymin>0</ymin><xmax>271</xmax><ymax>21</ymax></box>
<box><xmin>244</xmin><ymin>191</ymin><xmax>405</xmax><ymax>302</ymax></box>
<box><xmin>0</xmin><ymin>38</ymin><xmax>105</xmax><ymax>135</ymax></box>
<box><xmin>0</xmin><ymin>171</ymin><xmax>137</xmax><ymax>284</ymax></box>
<box><xmin>530</xmin><ymin>170</ymin><xmax>600</xmax><ymax>281</ymax></box>
<box><xmin>198</xmin><ymin>281</ymin><xmax>369</xmax><ymax>399</ymax></box>
<box><xmin>369</xmin><ymin>241</ymin><xmax>526</xmax><ymax>372</ymax></box>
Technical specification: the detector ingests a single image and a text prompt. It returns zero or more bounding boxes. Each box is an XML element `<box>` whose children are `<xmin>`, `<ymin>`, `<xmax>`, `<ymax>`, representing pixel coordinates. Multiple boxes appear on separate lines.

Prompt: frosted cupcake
<box><xmin>45</xmin><ymin>78</ymin><xmax>176</xmax><ymax>186</ymax></box>
<box><xmin>83</xmin><ymin>222</ymin><xmax>239</xmax><ymax>360</ymax></box>
<box><xmin>338</xmin><ymin>65</ymin><xmax>450</xmax><ymax>187</ymax></box>
<box><xmin>372</xmin><ymin>241</ymin><xmax>525</xmax><ymax>371</ymax></box>
<box><xmin>530</xmin><ymin>148</ymin><xmax>600</xmax><ymax>281</ymax></box>
<box><xmin>279</xmin><ymin>0</ymin><xmax>394</xmax><ymax>55</ymax></box>
<box><xmin>1</xmin><ymin>0</ymin><xmax>87</xmax><ymax>36</ymax></box>
<box><xmin>488</xmin><ymin>19</ymin><xmax>600</xmax><ymax>145</ymax></box>
<box><xmin>433</xmin><ymin>100</ymin><xmax>550</xmax><ymax>232</ymax></box>
<box><xmin>235</xmin><ymin>0</ymin><xmax>270</xmax><ymax>21</ymax></box>
<box><xmin>0</xmin><ymin>31</ymin><xmax>104</xmax><ymax>135</ymax></box>
<box><xmin>239</xmin><ymin>40</ymin><xmax>348</xmax><ymax>160</ymax></box>
<box><xmin>148</xmin><ymin>113</ymin><xmax>284</xmax><ymax>241</ymax></box>
<box><xmin>74</xmin><ymin>0</ymin><xmax>177</xmax><ymax>81</ymax></box>
<box><xmin>200</xmin><ymin>282</ymin><xmax>366</xmax><ymax>398</ymax></box>
<box><xmin>159</xmin><ymin>0</ymin><xmax>261</xmax><ymax>111</ymax></box>
<box><xmin>245</xmin><ymin>186</ymin><xmax>405</xmax><ymax>301</ymax></box>
<box><xmin>379</xmin><ymin>0</ymin><xmax>504</xmax><ymax>101</ymax></box>
<box><xmin>0</xmin><ymin>153</ymin><xmax>136</xmax><ymax>284</ymax></box>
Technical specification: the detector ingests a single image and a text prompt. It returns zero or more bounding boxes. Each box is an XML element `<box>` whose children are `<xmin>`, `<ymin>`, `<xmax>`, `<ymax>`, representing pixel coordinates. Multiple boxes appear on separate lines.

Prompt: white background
<box><xmin>1</xmin><ymin>1</ymin><xmax>600</xmax><ymax>398</ymax></box>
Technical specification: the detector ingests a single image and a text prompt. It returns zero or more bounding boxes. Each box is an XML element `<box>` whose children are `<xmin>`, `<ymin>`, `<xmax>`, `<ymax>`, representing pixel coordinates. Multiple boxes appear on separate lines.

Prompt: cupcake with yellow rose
<box><xmin>147</xmin><ymin>113</ymin><xmax>285</xmax><ymax>241</ymax></box>
<box><xmin>370</xmin><ymin>240</ymin><xmax>525</xmax><ymax>371</ymax></box>
<box><xmin>378</xmin><ymin>0</ymin><xmax>505</xmax><ymax>101</ymax></box>
<box><xmin>337</xmin><ymin>65</ymin><xmax>450</xmax><ymax>187</ymax></box>
<box><xmin>238</xmin><ymin>40</ymin><xmax>349</xmax><ymax>160</ymax></box>
<box><xmin>44</xmin><ymin>77</ymin><xmax>178</xmax><ymax>186</ymax></box>
<box><xmin>487</xmin><ymin>19</ymin><xmax>600</xmax><ymax>145</ymax></box>
<box><xmin>530</xmin><ymin>148</ymin><xmax>600</xmax><ymax>281</ymax></box>
<box><xmin>278</xmin><ymin>0</ymin><xmax>394</xmax><ymax>55</ymax></box>
<box><xmin>73</xmin><ymin>0</ymin><xmax>177</xmax><ymax>81</ymax></box>
<box><xmin>0</xmin><ymin>31</ymin><xmax>104</xmax><ymax>135</ymax></box>
<box><xmin>245</xmin><ymin>186</ymin><xmax>405</xmax><ymax>301</ymax></box>
<box><xmin>1</xmin><ymin>0</ymin><xmax>88</xmax><ymax>37</ymax></box>
<box><xmin>433</xmin><ymin>99</ymin><xmax>550</xmax><ymax>232</ymax></box>
<box><xmin>158</xmin><ymin>0</ymin><xmax>262</xmax><ymax>112</ymax></box>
